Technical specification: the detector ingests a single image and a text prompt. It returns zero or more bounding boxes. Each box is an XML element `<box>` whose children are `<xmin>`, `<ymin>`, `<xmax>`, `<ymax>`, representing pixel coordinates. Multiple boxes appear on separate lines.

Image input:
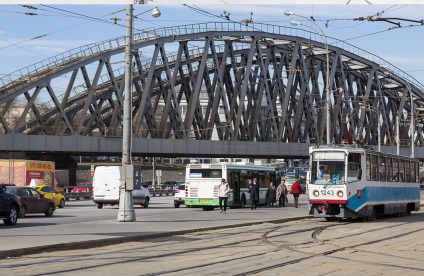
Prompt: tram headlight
<box><xmin>313</xmin><ymin>190</ymin><xmax>319</xmax><ymax>197</ymax></box>
<box><xmin>337</xmin><ymin>190</ymin><xmax>344</xmax><ymax>198</ymax></box>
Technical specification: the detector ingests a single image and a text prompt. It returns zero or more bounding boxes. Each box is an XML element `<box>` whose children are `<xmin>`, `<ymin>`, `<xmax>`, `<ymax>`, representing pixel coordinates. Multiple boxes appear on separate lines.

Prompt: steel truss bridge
<box><xmin>1</xmin><ymin>22</ymin><xmax>424</xmax><ymax>160</ymax></box>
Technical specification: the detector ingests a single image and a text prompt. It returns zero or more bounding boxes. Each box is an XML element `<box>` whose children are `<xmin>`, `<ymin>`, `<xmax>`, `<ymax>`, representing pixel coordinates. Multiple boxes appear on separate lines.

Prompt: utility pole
<box><xmin>118</xmin><ymin>4</ymin><xmax>136</xmax><ymax>222</ymax></box>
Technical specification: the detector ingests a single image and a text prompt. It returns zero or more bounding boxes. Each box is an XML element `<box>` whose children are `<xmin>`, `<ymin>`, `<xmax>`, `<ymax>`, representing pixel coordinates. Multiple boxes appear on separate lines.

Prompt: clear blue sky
<box><xmin>1</xmin><ymin>3</ymin><xmax>424</xmax><ymax>84</ymax></box>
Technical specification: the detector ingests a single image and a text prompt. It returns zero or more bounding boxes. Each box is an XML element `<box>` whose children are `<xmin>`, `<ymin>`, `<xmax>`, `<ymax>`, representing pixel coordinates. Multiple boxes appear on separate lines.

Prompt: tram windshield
<box><xmin>310</xmin><ymin>151</ymin><xmax>362</xmax><ymax>185</ymax></box>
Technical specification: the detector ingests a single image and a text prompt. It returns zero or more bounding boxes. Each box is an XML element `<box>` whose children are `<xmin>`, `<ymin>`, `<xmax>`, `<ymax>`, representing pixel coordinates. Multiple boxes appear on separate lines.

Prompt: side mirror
<box><xmin>0</xmin><ymin>185</ymin><xmax>6</xmax><ymax>193</ymax></box>
<box><xmin>357</xmin><ymin>169</ymin><xmax>362</xmax><ymax>180</ymax></box>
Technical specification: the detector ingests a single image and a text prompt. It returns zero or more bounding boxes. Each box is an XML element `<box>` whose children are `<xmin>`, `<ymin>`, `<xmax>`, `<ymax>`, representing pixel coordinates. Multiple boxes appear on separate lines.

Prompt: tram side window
<box><xmin>386</xmin><ymin>158</ymin><xmax>393</xmax><ymax>182</ymax></box>
<box><xmin>371</xmin><ymin>155</ymin><xmax>379</xmax><ymax>181</ymax></box>
<box><xmin>412</xmin><ymin>162</ymin><xmax>418</xmax><ymax>183</ymax></box>
<box><xmin>347</xmin><ymin>153</ymin><xmax>361</xmax><ymax>182</ymax></box>
<box><xmin>415</xmin><ymin>162</ymin><xmax>419</xmax><ymax>183</ymax></box>
<box><xmin>366</xmin><ymin>154</ymin><xmax>371</xmax><ymax>181</ymax></box>
<box><xmin>399</xmin><ymin>160</ymin><xmax>405</xmax><ymax>182</ymax></box>
<box><xmin>393</xmin><ymin>159</ymin><xmax>399</xmax><ymax>182</ymax></box>
<box><xmin>378</xmin><ymin>156</ymin><xmax>386</xmax><ymax>182</ymax></box>
<box><xmin>405</xmin><ymin>161</ymin><xmax>411</xmax><ymax>182</ymax></box>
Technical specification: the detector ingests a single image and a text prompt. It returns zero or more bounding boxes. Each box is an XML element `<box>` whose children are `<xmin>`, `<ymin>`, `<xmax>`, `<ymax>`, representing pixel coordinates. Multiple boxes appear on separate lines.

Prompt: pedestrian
<box><xmin>276</xmin><ymin>180</ymin><xmax>287</xmax><ymax>207</ymax></box>
<box><xmin>218</xmin><ymin>178</ymin><xmax>230</xmax><ymax>213</ymax></box>
<box><xmin>291</xmin><ymin>178</ymin><xmax>302</xmax><ymax>208</ymax></box>
<box><xmin>249</xmin><ymin>178</ymin><xmax>259</xmax><ymax>210</ymax></box>
<box><xmin>265</xmin><ymin>182</ymin><xmax>277</xmax><ymax>207</ymax></box>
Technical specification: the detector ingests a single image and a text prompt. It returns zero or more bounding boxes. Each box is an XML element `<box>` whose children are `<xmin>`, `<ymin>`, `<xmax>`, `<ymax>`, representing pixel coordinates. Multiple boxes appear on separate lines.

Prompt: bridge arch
<box><xmin>1</xmin><ymin>22</ymin><xmax>423</xmax><ymax>150</ymax></box>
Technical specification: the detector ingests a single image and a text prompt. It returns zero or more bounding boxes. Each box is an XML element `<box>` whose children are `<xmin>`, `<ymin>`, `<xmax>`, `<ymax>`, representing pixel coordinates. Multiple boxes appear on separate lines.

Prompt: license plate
<box><xmin>200</xmin><ymin>199</ymin><xmax>211</xmax><ymax>203</ymax></box>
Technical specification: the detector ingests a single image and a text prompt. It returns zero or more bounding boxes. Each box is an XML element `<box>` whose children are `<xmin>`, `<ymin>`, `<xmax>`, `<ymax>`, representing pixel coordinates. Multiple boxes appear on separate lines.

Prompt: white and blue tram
<box><xmin>308</xmin><ymin>144</ymin><xmax>420</xmax><ymax>220</ymax></box>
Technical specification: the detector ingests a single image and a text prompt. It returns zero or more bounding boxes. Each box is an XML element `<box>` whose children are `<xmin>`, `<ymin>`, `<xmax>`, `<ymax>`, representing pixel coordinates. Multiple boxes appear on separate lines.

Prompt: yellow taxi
<box><xmin>35</xmin><ymin>185</ymin><xmax>66</xmax><ymax>208</ymax></box>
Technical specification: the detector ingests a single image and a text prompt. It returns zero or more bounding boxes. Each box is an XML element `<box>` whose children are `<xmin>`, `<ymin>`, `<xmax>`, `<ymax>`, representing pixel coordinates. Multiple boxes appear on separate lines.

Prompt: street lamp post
<box><xmin>284</xmin><ymin>11</ymin><xmax>331</xmax><ymax>145</ymax></box>
<box><xmin>359</xmin><ymin>103</ymin><xmax>381</xmax><ymax>152</ymax></box>
<box><xmin>118</xmin><ymin>4</ymin><xmax>161</xmax><ymax>222</ymax></box>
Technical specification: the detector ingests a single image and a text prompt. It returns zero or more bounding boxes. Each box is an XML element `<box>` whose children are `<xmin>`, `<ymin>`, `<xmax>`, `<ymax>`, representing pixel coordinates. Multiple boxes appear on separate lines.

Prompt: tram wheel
<box><xmin>325</xmin><ymin>217</ymin><xmax>333</xmax><ymax>222</ymax></box>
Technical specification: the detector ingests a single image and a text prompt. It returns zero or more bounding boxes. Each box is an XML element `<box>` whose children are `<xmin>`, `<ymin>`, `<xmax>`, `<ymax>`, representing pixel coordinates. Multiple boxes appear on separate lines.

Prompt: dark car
<box><xmin>5</xmin><ymin>186</ymin><xmax>55</xmax><ymax>217</ymax></box>
<box><xmin>0</xmin><ymin>184</ymin><xmax>21</xmax><ymax>225</ymax></box>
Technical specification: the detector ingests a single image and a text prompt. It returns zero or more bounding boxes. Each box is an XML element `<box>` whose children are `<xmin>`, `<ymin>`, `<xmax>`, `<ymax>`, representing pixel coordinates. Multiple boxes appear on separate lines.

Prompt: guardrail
<box><xmin>65</xmin><ymin>192</ymin><xmax>92</xmax><ymax>200</ymax></box>
<box><xmin>149</xmin><ymin>189</ymin><xmax>175</xmax><ymax>197</ymax></box>
<box><xmin>64</xmin><ymin>189</ymin><xmax>173</xmax><ymax>200</ymax></box>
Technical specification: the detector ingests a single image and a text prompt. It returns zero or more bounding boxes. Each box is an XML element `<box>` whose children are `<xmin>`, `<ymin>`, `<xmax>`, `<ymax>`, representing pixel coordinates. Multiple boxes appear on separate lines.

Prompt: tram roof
<box><xmin>310</xmin><ymin>144</ymin><xmax>418</xmax><ymax>161</ymax></box>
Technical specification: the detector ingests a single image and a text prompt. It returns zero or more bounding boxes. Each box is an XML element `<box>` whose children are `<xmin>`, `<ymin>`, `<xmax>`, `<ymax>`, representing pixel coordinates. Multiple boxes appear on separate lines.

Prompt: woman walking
<box><xmin>276</xmin><ymin>180</ymin><xmax>288</xmax><ymax>207</ymax></box>
<box><xmin>218</xmin><ymin>178</ymin><xmax>230</xmax><ymax>213</ymax></box>
<box><xmin>291</xmin><ymin>178</ymin><xmax>302</xmax><ymax>208</ymax></box>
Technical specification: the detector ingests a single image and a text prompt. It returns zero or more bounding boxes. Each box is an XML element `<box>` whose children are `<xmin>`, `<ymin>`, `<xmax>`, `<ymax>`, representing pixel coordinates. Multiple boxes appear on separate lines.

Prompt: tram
<box><xmin>308</xmin><ymin>144</ymin><xmax>420</xmax><ymax>221</ymax></box>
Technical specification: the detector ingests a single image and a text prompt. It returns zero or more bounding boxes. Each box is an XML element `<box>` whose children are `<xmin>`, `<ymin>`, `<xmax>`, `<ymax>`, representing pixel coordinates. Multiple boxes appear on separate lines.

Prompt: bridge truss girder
<box><xmin>1</xmin><ymin>23</ymin><xmax>424</xmax><ymax>150</ymax></box>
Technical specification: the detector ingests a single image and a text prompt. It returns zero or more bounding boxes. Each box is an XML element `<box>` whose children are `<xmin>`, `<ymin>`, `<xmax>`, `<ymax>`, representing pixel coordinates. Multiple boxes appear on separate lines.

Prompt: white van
<box><xmin>92</xmin><ymin>165</ymin><xmax>150</xmax><ymax>209</ymax></box>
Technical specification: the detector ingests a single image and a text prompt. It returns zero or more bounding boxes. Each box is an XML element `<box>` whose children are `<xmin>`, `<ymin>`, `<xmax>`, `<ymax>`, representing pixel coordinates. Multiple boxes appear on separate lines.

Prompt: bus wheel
<box><xmin>96</xmin><ymin>203</ymin><xmax>103</xmax><ymax>209</ymax></box>
<box><xmin>241</xmin><ymin>196</ymin><xmax>246</xmax><ymax>208</ymax></box>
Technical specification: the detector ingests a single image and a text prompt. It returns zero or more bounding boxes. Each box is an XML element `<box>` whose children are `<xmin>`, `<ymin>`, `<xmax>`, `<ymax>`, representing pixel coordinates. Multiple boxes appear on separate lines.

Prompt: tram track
<box><xmin>3</xmin><ymin>217</ymin><xmax>424</xmax><ymax>275</ymax></box>
<box><xmin>239</xmin><ymin>219</ymin><xmax>424</xmax><ymax>275</ymax></box>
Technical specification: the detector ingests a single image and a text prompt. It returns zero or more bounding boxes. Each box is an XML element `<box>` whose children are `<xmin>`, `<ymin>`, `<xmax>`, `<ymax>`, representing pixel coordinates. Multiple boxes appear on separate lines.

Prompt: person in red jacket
<box><xmin>290</xmin><ymin>179</ymin><xmax>302</xmax><ymax>208</ymax></box>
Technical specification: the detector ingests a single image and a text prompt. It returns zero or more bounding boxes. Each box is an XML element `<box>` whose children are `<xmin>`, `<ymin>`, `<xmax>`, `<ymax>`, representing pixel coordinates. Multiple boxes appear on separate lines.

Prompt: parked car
<box><xmin>70</xmin><ymin>182</ymin><xmax>93</xmax><ymax>200</ymax></box>
<box><xmin>174</xmin><ymin>184</ymin><xmax>186</xmax><ymax>208</ymax></box>
<box><xmin>285</xmin><ymin>178</ymin><xmax>307</xmax><ymax>194</ymax></box>
<box><xmin>6</xmin><ymin>186</ymin><xmax>55</xmax><ymax>217</ymax></box>
<box><xmin>0</xmin><ymin>184</ymin><xmax>21</xmax><ymax>225</ymax></box>
<box><xmin>35</xmin><ymin>185</ymin><xmax>66</xmax><ymax>208</ymax></box>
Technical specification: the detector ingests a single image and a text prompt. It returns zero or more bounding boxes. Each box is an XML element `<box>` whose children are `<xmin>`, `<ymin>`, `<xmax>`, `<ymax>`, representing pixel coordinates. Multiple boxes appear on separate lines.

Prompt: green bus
<box><xmin>184</xmin><ymin>163</ymin><xmax>276</xmax><ymax>210</ymax></box>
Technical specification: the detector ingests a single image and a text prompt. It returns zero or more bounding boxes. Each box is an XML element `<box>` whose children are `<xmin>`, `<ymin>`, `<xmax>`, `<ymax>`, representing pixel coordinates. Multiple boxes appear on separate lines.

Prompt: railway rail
<box><xmin>3</xmin><ymin>214</ymin><xmax>424</xmax><ymax>275</ymax></box>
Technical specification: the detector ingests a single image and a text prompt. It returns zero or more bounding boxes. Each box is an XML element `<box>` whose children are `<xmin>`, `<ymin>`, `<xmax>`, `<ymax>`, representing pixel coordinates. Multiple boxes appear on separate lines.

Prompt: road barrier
<box><xmin>65</xmin><ymin>192</ymin><xmax>92</xmax><ymax>201</ymax></box>
<box><xmin>149</xmin><ymin>189</ymin><xmax>175</xmax><ymax>197</ymax></box>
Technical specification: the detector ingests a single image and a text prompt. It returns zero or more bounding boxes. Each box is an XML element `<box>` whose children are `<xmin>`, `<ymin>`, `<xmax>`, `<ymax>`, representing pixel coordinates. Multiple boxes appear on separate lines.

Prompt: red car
<box><xmin>70</xmin><ymin>182</ymin><xmax>93</xmax><ymax>200</ymax></box>
<box><xmin>5</xmin><ymin>186</ymin><xmax>55</xmax><ymax>217</ymax></box>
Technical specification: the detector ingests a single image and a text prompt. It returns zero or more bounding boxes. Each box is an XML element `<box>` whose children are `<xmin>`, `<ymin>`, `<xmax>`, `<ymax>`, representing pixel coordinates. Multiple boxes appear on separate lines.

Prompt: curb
<box><xmin>0</xmin><ymin>216</ymin><xmax>311</xmax><ymax>259</ymax></box>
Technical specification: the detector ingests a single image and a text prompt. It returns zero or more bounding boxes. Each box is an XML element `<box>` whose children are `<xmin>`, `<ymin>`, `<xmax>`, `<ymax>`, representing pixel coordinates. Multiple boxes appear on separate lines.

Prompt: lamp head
<box><xmin>152</xmin><ymin>7</ymin><xmax>161</xmax><ymax>18</ymax></box>
<box><xmin>284</xmin><ymin>11</ymin><xmax>294</xmax><ymax>16</ymax></box>
<box><xmin>290</xmin><ymin>20</ymin><xmax>302</xmax><ymax>26</ymax></box>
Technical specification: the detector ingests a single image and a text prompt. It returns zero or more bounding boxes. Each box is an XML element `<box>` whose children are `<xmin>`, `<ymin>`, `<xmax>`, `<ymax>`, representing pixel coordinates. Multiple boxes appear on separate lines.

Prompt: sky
<box><xmin>1</xmin><ymin>2</ymin><xmax>424</xmax><ymax>86</ymax></box>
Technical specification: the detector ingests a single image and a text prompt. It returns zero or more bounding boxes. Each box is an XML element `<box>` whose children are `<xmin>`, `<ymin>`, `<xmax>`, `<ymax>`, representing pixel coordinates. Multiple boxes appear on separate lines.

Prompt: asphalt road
<box><xmin>0</xmin><ymin>194</ymin><xmax>311</xmax><ymax>258</ymax></box>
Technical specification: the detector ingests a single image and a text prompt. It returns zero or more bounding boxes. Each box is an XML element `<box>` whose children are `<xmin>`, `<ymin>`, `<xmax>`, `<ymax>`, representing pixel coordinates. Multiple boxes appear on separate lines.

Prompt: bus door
<box><xmin>231</xmin><ymin>171</ymin><xmax>241</xmax><ymax>206</ymax></box>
